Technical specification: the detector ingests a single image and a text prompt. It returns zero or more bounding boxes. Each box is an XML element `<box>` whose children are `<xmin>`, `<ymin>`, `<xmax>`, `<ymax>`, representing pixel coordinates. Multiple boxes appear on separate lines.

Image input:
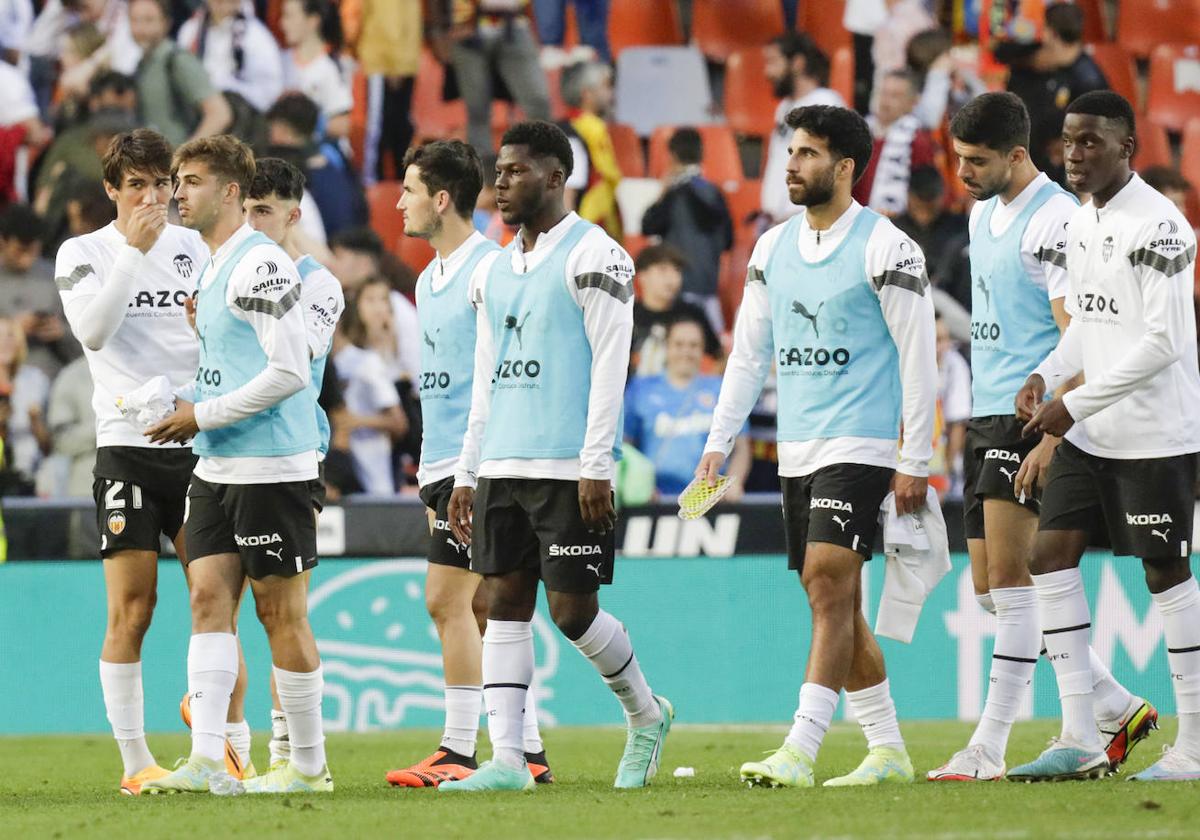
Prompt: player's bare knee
<box><xmin>107</xmin><ymin>591</ymin><xmax>155</xmax><ymax>641</ymax></box>
<box><xmin>1142</xmin><ymin>557</ymin><xmax>1192</xmax><ymax>594</ymax></box>
<box><xmin>425</xmin><ymin>584</ymin><xmax>471</xmax><ymax>628</ymax></box>
<box><xmin>189</xmin><ymin>582</ymin><xmax>235</xmax><ymax>631</ymax></box>
<box><xmin>547</xmin><ymin>593</ymin><xmax>598</xmax><ymax>641</ymax></box>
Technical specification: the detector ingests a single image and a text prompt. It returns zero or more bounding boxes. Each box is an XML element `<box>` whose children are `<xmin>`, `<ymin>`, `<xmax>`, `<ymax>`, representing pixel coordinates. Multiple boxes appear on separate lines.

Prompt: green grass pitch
<box><xmin>3</xmin><ymin>720</ymin><xmax>1200</xmax><ymax>839</ymax></box>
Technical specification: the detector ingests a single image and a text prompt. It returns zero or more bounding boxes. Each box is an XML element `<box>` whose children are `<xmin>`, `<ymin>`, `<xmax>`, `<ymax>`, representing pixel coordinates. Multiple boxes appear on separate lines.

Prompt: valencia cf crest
<box><xmin>107</xmin><ymin>511</ymin><xmax>127</xmax><ymax>535</ymax></box>
<box><xmin>1102</xmin><ymin>236</ymin><xmax>1114</xmax><ymax>262</ymax></box>
<box><xmin>174</xmin><ymin>254</ymin><xmax>194</xmax><ymax>278</ymax></box>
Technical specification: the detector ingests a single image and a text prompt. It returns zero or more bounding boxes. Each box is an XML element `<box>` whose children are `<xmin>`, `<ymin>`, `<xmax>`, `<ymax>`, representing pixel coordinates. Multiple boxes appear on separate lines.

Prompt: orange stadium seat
<box><xmin>412</xmin><ymin>49</ymin><xmax>467</xmax><ymax>140</ymax></box>
<box><xmin>1180</xmin><ymin>118</ymin><xmax>1200</xmax><ymax>190</ymax></box>
<box><xmin>692</xmin><ymin>0</ymin><xmax>786</xmax><ymax>64</ymax></box>
<box><xmin>608</xmin><ymin>0</ymin><xmax>685</xmax><ymax>58</ymax></box>
<box><xmin>1146</xmin><ymin>44</ymin><xmax>1200</xmax><ymax>133</ymax></box>
<box><xmin>722</xmin><ymin>178</ymin><xmax>763</xmax><ymax>246</ymax></box>
<box><xmin>366</xmin><ymin>180</ymin><xmax>404</xmax><ymax>251</ymax></box>
<box><xmin>724</xmin><ymin>48</ymin><xmax>779</xmax><ymax>138</ymax></box>
<box><xmin>1075</xmin><ymin>0</ymin><xmax>1110</xmax><ymax>43</ymax></box>
<box><xmin>609</xmin><ymin>122</ymin><xmax>646</xmax><ymax>177</ymax></box>
<box><xmin>348</xmin><ymin>69</ymin><xmax>369</xmax><ymax>167</ymax></box>
<box><xmin>1117</xmin><ymin>0</ymin><xmax>1200</xmax><ymax>58</ymax></box>
<box><xmin>718</xmin><ymin>245</ymin><xmax>752</xmax><ymax>330</ymax></box>
<box><xmin>799</xmin><ymin>0</ymin><xmax>850</xmax><ymax>59</ymax></box>
<box><xmin>1087</xmin><ymin>43</ymin><xmax>1138</xmax><ymax>108</ymax></box>
<box><xmin>829</xmin><ymin>46</ymin><xmax>854</xmax><ymax>108</ymax></box>
<box><xmin>648</xmin><ymin>124</ymin><xmax>744</xmax><ymax>187</ymax></box>
<box><xmin>1134</xmin><ymin>120</ymin><xmax>1173</xmax><ymax>172</ymax></box>
<box><xmin>395</xmin><ymin>233</ymin><xmax>437</xmax><ymax>276</ymax></box>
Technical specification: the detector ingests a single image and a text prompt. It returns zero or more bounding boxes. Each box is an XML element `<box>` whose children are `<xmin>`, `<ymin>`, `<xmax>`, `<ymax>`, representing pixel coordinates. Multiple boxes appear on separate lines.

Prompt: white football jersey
<box><xmin>1056</xmin><ymin>174</ymin><xmax>1200</xmax><ymax>458</ymax></box>
<box><xmin>57</xmin><ymin>223</ymin><xmax>208</xmax><ymax>448</ymax></box>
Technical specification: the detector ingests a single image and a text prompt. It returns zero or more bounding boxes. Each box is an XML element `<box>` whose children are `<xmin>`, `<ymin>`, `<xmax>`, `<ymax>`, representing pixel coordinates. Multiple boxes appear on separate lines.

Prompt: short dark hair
<box><xmin>102</xmin><ymin>128</ymin><xmax>173</xmax><ymax>186</ymax></box>
<box><xmin>173</xmin><ymin>134</ymin><xmax>257</xmax><ymax>199</ymax></box>
<box><xmin>0</xmin><ymin>204</ymin><xmax>44</xmax><ymax>243</ymax></box>
<box><xmin>266</xmin><ymin>92</ymin><xmax>320</xmax><ymax>140</ymax></box>
<box><xmin>635</xmin><ymin>242</ymin><xmax>687</xmax><ymax>274</ymax></box>
<box><xmin>500</xmin><ymin>120</ymin><xmax>574</xmax><ymax>177</ymax></box>
<box><xmin>883</xmin><ymin>68</ymin><xmax>920</xmax><ymax>95</ymax></box>
<box><xmin>668</xmin><ymin>128</ymin><xmax>702</xmax><ymax>165</ymax></box>
<box><xmin>768</xmin><ymin>31</ymin><xmax>830</xmax><ymax>87</ymax></box>
<box><xmin>70</xmin><ymin>180</ymin><xmax>117</xmax><ymax>232</ymax></box>
<box><xmin>906</xmin><ymin>28</ymin><xmax>952</xmax><ymax>76</ymax></box>
<box><xmin>949</xmin><ymin>91</ymin><xmax>1031</xmax><ymax>152</ymax></box>
<box><xmin>89</xmin><ymin>69</ymin><xmax>135</xmax><ymax>100</ymax></box>
<box><xmin>329</xmin><ymin>226</ymin><xmax>384</xmax><ymax>258</ymax></box>
<box><xmin>1141</xmin><ymin>165</ymin><xmax>1192</xmax><ymax>195</ymax></box>
<box><xmin>248</xmin><ymin>156</ymin><xmax>306</xmax><ymax>202</ymax></box>
<box><xmin>130</xmin><ymin>0</ymin><xmax>172</xmax><ymax>19</ymax></box>
<box><xmin>784</xmin><ymin>105</ymin><xmax>874</xmax><ymax>185</ymax></box>
<box><xmin>401</xmin><ymin>140</ymin><xmax>484</xmax><ymax>219</ymax></box>
<box><xmin>666</xmin><ymin>313</ymin><xmax>709</xmax><ymax>340</ymax></box>
<box><xmin>1045</xmin><ymin>2</ymin><xmax>1084</xmax><ymax>45</ymax></box>
<box><xmin>1065</xmin><ymin>90</ymin><xmax>1136</xmax><ymax>138</ymax></box>
<box><xmin>908</xmin><ymin>165</ymin><xmax>944</xmax><ymax>202</ymax></box>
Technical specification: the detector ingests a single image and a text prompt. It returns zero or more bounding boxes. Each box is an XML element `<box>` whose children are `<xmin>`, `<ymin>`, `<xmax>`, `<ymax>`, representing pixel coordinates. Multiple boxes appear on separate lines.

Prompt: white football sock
<box><xmin>784</xmin><ymin>683</ymin><xmax>839</xmax><ymax>762</ymax></box>
<box><xmin>482</xmin><ymin>620</ymin><xmax>532</xmax><ymax>769</ymax></box>
<box><xmin>523</xmin><ymin>685</ymin><xmax>544</xmax><ymax>754</ymax></box>
<box><xmin>1089</xmin><ymin>646</ymin><xmax>1134</xmax><ymax>725</ymax></box>
<box><xmin>187</xmin><ymin>633</ymin><xmax>238</xmax><ymax>763</ymax></box>
<box><xmin>970</xmin><ymin>586</ymin><xmax>1038</xmax><ymax>760</ymax></box>
<box><xmin>224</xmin><ymin>720</ymin><xmax>251</xmax><ymax>770</ymax></box>
<box><xmin>274</xmin><ymin>665</ymin><xmax>327</xmax><ymax>776</ymax></box>
<box><xmin>1034</xmin><ymin>569</ymin><xmax>1103</xmax><ymax>751</ymax></box>
<box><xmin>846</xmin><ymin>679</ymin><xmax>904</xmax><ymax>751</ymax></box>
<box><xmin>268</xmin><ymin>708</ymin><xmax>290</xmax><ymax>766</ymax></box>
<box><xmin>1152</xmin><ymin>577</ymin><xmax>1200</xmax><ymax>761</ymax></box>
<box><xmin>570</xmin><ymin>611</ymin><xmax>659</xmax><ymax>727</ymax></box>
<box><xmin>98</xmin><ymin>660</ymin><xmax>156</xmax><ymax>776</ymax></box>
<box><xmin>442</xmin><ymin>685</ymin><xmax>482</xmax><ymax>757</ymax></box>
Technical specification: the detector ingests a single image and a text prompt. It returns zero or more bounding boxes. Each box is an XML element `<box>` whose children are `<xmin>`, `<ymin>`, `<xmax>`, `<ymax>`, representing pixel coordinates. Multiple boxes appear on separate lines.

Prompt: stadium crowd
<box><xmin>0</xmin><ymin>0</ymin><xmax>1197</xmax><ymax>506</ymax></box>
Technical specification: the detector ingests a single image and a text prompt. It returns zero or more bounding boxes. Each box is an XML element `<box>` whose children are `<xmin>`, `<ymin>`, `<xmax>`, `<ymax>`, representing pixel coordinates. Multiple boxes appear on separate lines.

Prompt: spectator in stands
<box><xmin>0</xmin><ymin>0</ymin><xmax>32</xmax><ymax>66</ymax></box>
<box><xmin>341</xmin><ymin>0</ymin><xmax>420</xmax><ymax>183</ymax></box>
<box><xmin>37</xmin><ymin>354</ymin><xmax>96</xmax><ymax>497</ymax></box>
<box><xmin>1142</xmin><ymin>166</ymin><xmax>1192</xmax><ymax>217</ymax></box>
<box><xmin>0</xmin><ymin>316</ymin><xmax>50</xmax><ymax>492</ymax></box>
<box><xmin>1006</xmin><ymin>2</ymin><xmax>1107</xmax><ymax>184</ymax></box>
<box><xmin>893</xmin><ymin>165</ymin><xmax>966</xmax><ymax>272</ymax></box>
<box><xmin>26</xmin><ymin>1</ymin><xmax>140</xmax><ymax>111</ymax></box>
<box><xmin>0</xmin><ymin>57</ymin><xmax>50</xmax><ymax>205</ymax></box>
<box><xmin>561</xmin><ymin>60</ymin><xmax>621</xmax><ymax>237</ymax></box>
<box><xmin>33</xmin><ymin>72</ymin><xmax>136</xmax><ymax>247</ymax></box>
<box><xmin>843</xmin><ymin>0</ymin><xmax>885</xmax><ymax>113</ymax></box>
<box><xmin>333</xmin><ymin>277</ymin><xmax>410</xmax><ymax>495</ymax></box>
<box><xmin>266</xmin><ymin>92</ymin><xmax>367</xmax><ymax>238</ymax></box>
<box><xmin>761</xmin><ymin>32</ymin><xmax>844</xmax><ymax>225</ymax></box>
<box><xmin>280</xmin><ymin>0</ymin><xmax>352</xmax><ymax>142</ymax></box>
<box><xmin>631</xmin><ymin>243</ymin><xmax>721</xmax><ymax>377</ymax></box>
<box><xmin>871</xmin><ymin>0</ymin><xmax>934</xmax><ymax>108</ymax></box>
<box><xmin>177</xmin><ymin>0</ymin><xmax>284</xmax><ymax>114</ymax></box>
<box><xmin>129</xmin><ymin>0</ymin><xmax>232</xmax><ymax>147</ymax></box>
<box><xmin>64</xmin><ymin>178</ymin><xmax>116</xmax><ymax>236</ymax></box>
<box><xmin>533</xmin><ymin>0</ymin><xmax>610</xmax><ymax>66</ymax></box>
<box><xmin>906</xmin><ymin>27</ymin><xmax>986</xmax><ymax>130</ymax></box>
<box><xmin>934</xmin><ymin>314</ymin><xmax>970</xmax><ymax>501</ymax></box>
<box><xmin>55</xmin><ymin>22</ymin><xmax>108</xmax><ymax>129</ymax></box>
<box><xmin>0</xmin><ymin>205</ymin><xmax>78</xmax><ymax>378</ymax></box>
<box><xmin>853</xmin><ymin>69</ymin><xmax>938</xmax><ymax>215</ymax></box>
<box><xmin>625</xmin><ymin>316</ymin><xmax>750</xmax><ymax>500</ymax></box>
<box><xmin>641</xmin><ymin>127</ymin><xmax>733</xmax><ymax>331</ymax></box>
<box><xmin>438</xmin><ymin>0</ymin><xmax>551</xmax><ymax>161</ymax></box>
<box><xmin>328</xmin><ymin>226</ymin><xmax>421</xmax><ymax>383</ymax></box>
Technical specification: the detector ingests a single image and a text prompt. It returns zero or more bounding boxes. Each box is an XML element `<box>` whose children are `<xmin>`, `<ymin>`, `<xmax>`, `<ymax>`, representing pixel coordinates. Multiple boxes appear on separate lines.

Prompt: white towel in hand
<box><xmin>875</xmin><ymin>486</ymin><xmax>951</xmax><ymax>643</ymax></box>
<box><xmin>116</xmin><ymin>376</ymin><xmax>177</xmax><ymax>431</ymax></box>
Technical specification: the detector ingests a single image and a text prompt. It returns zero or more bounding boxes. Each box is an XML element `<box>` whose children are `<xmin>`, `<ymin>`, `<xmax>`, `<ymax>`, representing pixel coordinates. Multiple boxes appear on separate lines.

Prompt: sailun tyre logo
<box><xmin>309</xmin><ymin>560</ymin><xmax>560</xmax><ymax>732</ymax></box>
